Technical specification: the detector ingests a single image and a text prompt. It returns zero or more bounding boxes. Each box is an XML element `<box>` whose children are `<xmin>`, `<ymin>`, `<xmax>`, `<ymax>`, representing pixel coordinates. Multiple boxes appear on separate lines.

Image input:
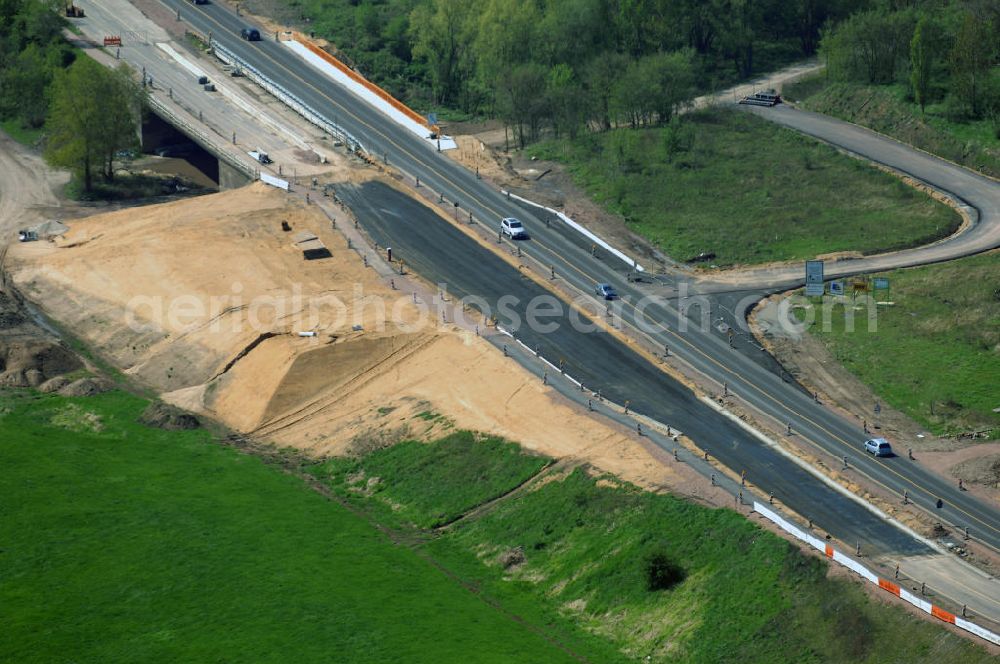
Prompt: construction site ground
<box><xmin>5</xmin><ymin>180</ymin><xmax>724</xmax><ymax>501</ymax></box>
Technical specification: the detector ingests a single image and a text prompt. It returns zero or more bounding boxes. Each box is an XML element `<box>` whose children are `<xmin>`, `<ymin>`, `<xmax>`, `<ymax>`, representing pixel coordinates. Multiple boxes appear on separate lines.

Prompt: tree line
<box><xmin>291</xmin><ymin>0</ymin><xmax>870</xmax><ymax>146</ymax></box>
<box><xmin>0</xmin><ymin>0</ymin><xmax>144</xmax><ymax>191</ymax></box>
<box><xmin>820</xmin><ymin>1</ymin><xmax>1000</xmax><ymax>120</ymax></box>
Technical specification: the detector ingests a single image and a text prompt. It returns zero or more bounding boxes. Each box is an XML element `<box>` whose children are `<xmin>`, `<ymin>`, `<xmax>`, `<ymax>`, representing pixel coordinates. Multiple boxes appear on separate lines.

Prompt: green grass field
<box><xmin>528</xmin><ymin>108</ymin><xmax>960</xmax><ymax>267</ymax></box>
<box><xmin>782</xmin><ymin>78</ymin><xmax>1000</xmax><ymax>179</ymax></box>
<box><xmin>3</xmin><ymin>389</ymin><xmax>993</xmax><ymax>662</ymax></box>
<box><xmin>312</xmin><ymin>436</ymin><xmax>992</xmax><ymax>662</ymax></box>
<box><xmin>795</xmin><ymin>252</ymin><xmax>1000</xmax><ymax>438</ymax></box>
<box><xmin>0</xmin><ymin>389</ymin><xmax>620</xmax><ymax>663</ymax></box>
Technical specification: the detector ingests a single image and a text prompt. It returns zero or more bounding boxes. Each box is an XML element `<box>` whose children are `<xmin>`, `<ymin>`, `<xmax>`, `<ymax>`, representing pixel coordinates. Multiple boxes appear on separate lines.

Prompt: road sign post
<box><xmin>805</xmin><ymin>260</ymin><xmax>824</xmax><ymax>297</ymax></box>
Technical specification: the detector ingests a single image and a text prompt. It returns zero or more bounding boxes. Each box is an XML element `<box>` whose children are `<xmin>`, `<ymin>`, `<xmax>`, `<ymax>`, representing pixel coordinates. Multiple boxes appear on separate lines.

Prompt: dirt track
<box><xmin>0</xmin><ymin>133</ymin><xmax>68</xmax><ymax>242</ymax></box>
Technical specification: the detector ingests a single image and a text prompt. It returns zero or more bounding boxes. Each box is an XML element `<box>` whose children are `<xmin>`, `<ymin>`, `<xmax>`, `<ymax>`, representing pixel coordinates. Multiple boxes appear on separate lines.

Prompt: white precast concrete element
<box><xmin>282</xmin><ymin>40</ymin><xmax>458</xmax><ymax>151</ymax></box>
<box><xmin>157</xmin><ymin>43</ymin><xmax>207</xmax><ymax>79</ymax></box>
<box><xmin>261</xmin><ymin>173</ymin><xmax>289</xmax><ymax>191</ymax></box>
<box><xmin>501</xmin><ymin>190</ymin><xmax>646</xmax><ymax>273</ymax></box>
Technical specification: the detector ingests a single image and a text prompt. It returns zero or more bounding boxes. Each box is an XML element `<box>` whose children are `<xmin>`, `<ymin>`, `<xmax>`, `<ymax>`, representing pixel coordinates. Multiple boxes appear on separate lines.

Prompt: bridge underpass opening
<box><xmin>140</xmin><ymin>109</ymin><xmax>222</xmax><ymax>188</ymax></box>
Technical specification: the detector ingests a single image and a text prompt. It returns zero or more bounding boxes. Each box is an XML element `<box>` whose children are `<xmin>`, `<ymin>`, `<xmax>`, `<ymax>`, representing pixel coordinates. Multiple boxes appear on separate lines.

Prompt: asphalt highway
<box><xmin>160</xmin><ymin>0</ymin><xmax>1000</xmax><ymax>554</ymax></box>
<box><xmin>341</xmin><ymin>180</ymin><xmax>930</xmax><ymax>558</ymax></box>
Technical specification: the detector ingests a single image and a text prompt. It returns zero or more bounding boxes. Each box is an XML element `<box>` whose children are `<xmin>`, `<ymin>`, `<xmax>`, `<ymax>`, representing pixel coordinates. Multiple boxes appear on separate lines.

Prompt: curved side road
<box><xmin>697</xmin><ymin>104</ymin><xmax>1000</xmax><ymax>292</ymax></box>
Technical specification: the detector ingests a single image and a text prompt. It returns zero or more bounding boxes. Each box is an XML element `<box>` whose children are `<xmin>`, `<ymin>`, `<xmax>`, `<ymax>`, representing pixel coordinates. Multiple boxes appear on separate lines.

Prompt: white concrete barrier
<box><xmin>261</xmin><ymin>172</ymin><xmax>289</xmax><ymax>191</ymax></box>
<box><xmin>500</xmin><ymin>190</ymin><xmax>645</xmax><ymax>273</ymax></box>
<box><xmin>754</xmin><ymin>501</ymin><xmax>1000</xmax><ymax>646</ymax></box>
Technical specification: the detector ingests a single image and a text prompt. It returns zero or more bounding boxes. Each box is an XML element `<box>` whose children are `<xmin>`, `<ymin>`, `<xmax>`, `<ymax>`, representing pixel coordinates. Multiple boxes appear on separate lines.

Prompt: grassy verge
<box><xmin>310</xmin><ymin>438</ymin><xmax>992</xmax><ymax>662</ymax></box>
<box><xmin>308</xmin><ymin>432</ymin><xmax>550</xmax><ymax>528</ymax></box>
<box><xmin>0</xmin><ymin>389</ymin><xmax>617</xmax><ymax>663</ymax></box>
<box><xmin>1</xmin><ymin>118</ymin><xmax>44</xmax><ymax>147</ymax></box>
<box><xmin>783</xmin><ymin>77</ymin><xmax>1000</xmax><ymax>179</ymax></box>
<box><xmin>794</xmin><ymin>252</ymin><xmax>1000</xmax><ymax>439</ymax></box>
<box><xmin>528</xmin><ymin>108</ymin><xmax>959</xmax><ymax>267</ymax></box>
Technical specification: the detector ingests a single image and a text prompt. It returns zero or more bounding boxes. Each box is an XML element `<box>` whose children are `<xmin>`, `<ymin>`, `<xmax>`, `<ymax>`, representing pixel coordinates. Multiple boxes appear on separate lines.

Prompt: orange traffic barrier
<box><xmin>103</xmin><ymin>36</ymin><xmax>122</xmax><ymax>47</ymax></box>
<box><xmin>294</xmin><ymin>35</ymin><xmax>433</xmax><ymax>133</ymax></box>
<box><xmin>931</xmin><ymin>605</ymin><xmax>956</xmax><ymax>624</ymax></box>
<box><xmin>877</xmin><ymin>578</ymin><xmax>901</xmax><ymax>596</ymax></box>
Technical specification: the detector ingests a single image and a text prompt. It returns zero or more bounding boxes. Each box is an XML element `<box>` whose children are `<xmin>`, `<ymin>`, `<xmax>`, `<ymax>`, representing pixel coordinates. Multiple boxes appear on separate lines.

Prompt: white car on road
<box><xmin>863</xmin><ymin>437</ymin><xmax>893</xmax><ymax>457</ymax></box>
<box><xmin>500</xmin><ymin>217</ymin><xmax>527</xmax><ymax>239</ymax></box>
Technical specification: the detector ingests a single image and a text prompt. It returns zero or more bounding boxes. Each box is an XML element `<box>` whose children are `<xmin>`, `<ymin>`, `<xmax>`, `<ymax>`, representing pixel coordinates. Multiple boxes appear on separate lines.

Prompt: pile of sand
<box><xmin>8</xmin><ymin>182</ymin><xmax>698</xmax><ymax>493</ymax></box>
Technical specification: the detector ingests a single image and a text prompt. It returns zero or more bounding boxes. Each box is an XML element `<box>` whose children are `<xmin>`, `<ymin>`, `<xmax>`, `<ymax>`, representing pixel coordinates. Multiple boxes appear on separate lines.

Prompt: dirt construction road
<box><xmin>0</xmin><ymin>134</ymin><xmax>68</xmax><ymax>246</ymax></box>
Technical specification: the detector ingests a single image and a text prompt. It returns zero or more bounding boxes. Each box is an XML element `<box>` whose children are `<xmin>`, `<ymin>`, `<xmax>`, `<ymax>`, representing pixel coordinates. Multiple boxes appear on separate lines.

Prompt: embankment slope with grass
<box><xmin>783</xmin><ymin>78</ymin><xmax>1000</xmax><ymax>180</ymax></box>
<box><xmin>309</xmin><ymin>434</ymin><xmax>995</xmax><ymax>662</ymax></box>
<box><xmin>794</xmin><ymin>251</ymin><xmax>999</xmax><ymax>440</ymax></box>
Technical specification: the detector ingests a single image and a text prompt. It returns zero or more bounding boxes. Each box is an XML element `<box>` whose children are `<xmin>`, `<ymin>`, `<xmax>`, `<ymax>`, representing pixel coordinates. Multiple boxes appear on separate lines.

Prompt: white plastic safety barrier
<box><xmin>754</xmin><ymin>501</ymin><xmax>1000</xmax><ymax>646</ymax></box>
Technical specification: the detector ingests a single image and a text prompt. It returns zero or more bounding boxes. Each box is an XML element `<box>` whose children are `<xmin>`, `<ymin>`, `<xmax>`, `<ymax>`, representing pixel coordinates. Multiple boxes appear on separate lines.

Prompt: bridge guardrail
<box><xmin>210</xmin><ymin>39</ymin><xmax>366</xmax><ymax>156</ymax></box>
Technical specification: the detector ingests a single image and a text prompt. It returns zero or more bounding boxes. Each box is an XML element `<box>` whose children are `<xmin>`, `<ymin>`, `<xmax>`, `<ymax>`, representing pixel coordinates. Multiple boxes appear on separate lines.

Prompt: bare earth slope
<box><xmin>7</xmin><ymin>183</ymin><xmax>698</xmax><ymax>494</ymax></box>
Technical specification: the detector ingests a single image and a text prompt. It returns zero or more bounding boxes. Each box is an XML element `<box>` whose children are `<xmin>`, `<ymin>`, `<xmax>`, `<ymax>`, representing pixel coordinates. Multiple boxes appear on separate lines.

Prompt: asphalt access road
<box><xmin>159</xmin><ymin>0</ymin><xmax>1000</xmax><ymax>552</ymax></box>
<box><xmin>711</xmin><ymin>103</ymin><xmax>1000</xmax><ymax>291</ymax></box>
<box><xmin>340</xmin><ymin>180</ymin><xmax>929</xmax><ymax>558</ymax></box>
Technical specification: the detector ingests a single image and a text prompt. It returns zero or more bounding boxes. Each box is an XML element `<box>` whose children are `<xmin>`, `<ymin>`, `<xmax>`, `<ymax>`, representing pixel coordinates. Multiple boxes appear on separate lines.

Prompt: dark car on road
<box><xmin>595</xmin><ymin>283</ymin><xmax>618</xmax><ymax>300</ymax></box>
<box><xmin>240</xmin><ymin>27</ymin><xmax>261</xmax><ymax>41</ymax></box>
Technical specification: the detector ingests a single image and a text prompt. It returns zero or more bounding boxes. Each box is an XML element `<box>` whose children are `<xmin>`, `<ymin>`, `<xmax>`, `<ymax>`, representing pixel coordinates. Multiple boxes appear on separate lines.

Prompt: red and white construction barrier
<box><xmin>754</xmin><ymin>502</ymin><xmax>1000</xmax><ymax>646</ymax></box>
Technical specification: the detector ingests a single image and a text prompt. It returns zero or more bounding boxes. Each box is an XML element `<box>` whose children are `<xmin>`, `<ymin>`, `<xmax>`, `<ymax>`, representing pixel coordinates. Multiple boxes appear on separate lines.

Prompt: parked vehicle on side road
<box><xmin>595</xmin><ymin>283</ymin><xmax>618</xmax><ymax>300</ymax></box>
<box><xmin>240</xmin><ymin>27</ymin><xmax>261</xmax><ymax>41</ymax></box>
<box><xmin>500</xmin><ymin>217</ymin><xmax>528</xmax><ymax>239</ymax></box>
<box><xmin>739</xmin><ymin>89</ymin><xmax>781</xmax><ymax>107</ymax></box>
<box><xmin>863</xmin><ymin>438</ymin><xmax>893</xmax><ymax>457</ymax></box>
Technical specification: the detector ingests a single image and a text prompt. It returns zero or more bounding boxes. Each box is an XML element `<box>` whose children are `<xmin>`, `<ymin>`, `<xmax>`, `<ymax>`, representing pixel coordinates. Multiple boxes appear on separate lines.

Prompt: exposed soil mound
<box><xmin>951</xmin><ymin>452</ymin><xmax>1000</xmax><ymax>489</ymax></box>
<box><xmin>139</xmin><ymin>402</ymin><xmax>201</xmax><ymax>430</ymax></box>
<box><xmin>8</xmin><ymin>182</ymin><xmax>698</xmax><ymax>495</ymax></box>
<box><xmin>38</xmin><ymin>375</ymin><xmax>72</xmax><ymax>393</ymax></box>
<box><xmin>0</xmin><ymin>338</ymin><xmax>81</xmax><ymax>388</ymax></box>
<box><xmin>58</xmin><ymin>377</ymin><xmax>114</xmax><ymax>397</ymax></box>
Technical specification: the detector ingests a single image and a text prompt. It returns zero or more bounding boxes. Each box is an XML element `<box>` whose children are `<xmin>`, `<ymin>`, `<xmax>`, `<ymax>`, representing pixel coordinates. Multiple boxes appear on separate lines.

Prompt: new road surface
<box><xmin>341</xmin><ymin>180</ymin><xmax>928</xmax><ymax>559</ymax></box>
